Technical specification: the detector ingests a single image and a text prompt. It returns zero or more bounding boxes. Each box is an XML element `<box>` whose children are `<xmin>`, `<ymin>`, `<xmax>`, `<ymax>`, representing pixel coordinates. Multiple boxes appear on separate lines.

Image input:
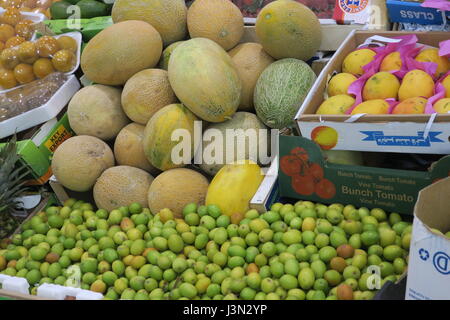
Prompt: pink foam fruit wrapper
<box><xmin>425</xmin><ymin>71</ymin><xmax>450</xmax><ymax>114</ymax></box>
<box><xmin>439</xmin><ymin>40</ymin><xmax>450</xmax><ymax>58</ymax></box>
<box><xmin>421</xmin><ymin>0</ymin><xmax>450</xmax><ymax>11</ymax></box>
<box><xmin>404</xmin><ymin>45</ymin><xmax>439</xmax><ymax>80</ymax></box>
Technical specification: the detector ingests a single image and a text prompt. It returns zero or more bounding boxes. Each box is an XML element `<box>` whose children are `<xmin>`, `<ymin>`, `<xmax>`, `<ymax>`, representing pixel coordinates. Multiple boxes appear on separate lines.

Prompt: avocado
<box><xmin>77</xmin><ymin>0</ymin><xmax>108</xmax><ymax>19</ymax></box>
<box><xmin>50</xmin><ymin>1</ymin><xmax>72</xmax><ymax>20</ymax></box>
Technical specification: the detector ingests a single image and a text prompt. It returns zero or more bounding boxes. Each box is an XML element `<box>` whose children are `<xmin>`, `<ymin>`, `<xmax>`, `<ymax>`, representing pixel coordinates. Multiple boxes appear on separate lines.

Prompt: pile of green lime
<box><xmin>0</xmin><ymin>199</ymin><xmax>412</xmax><ymax>300</ymax></box>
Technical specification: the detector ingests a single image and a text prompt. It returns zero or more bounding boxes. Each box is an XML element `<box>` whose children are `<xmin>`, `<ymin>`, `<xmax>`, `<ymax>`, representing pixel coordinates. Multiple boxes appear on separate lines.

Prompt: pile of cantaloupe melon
<box><xmin>52</xmin><ymin>0</ymin><xmax>323</xmax><ymax>218</ymax></box>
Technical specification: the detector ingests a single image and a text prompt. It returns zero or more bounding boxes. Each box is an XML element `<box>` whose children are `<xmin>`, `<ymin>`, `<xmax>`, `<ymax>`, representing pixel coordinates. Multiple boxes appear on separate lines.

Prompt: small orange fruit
<box><xmin>33</xmin><ymin>57</ymin><xmax>54</xmax><ymax>78</ymax></box>
<box><xmin>52</xmin><ymin>49</ymin><xmax>75</xmax><ymax>72</ymax></box>
<box><xmin>14</xmin><ymin>63</ymin><xmax>35</xmax><ymax>84</ymax></box>
<box><xmin>5</xmin><ymin>35</ymin><xmax>25</xmax><ymax>49</ymax></box>
<box><xmin>0</xmin><ymin>24</ymin><xmax>15</xmax><ymax>42</ymax></box>
<box><xmin>15</xmin><ymin>20</ymin><xmax>34</xmax><ymax>40</ymax></box>
<box><xmin>35</xmin><ymin>35</ymin><xmax>60</xmax><ymax>57</ymax></box>
<box><xmin>0</xmin><ymin>68</ymin><xmax>17</xmax><ymax>89</ymax></box>
<box><xmin>0</xmin><ymin>7</ymin><xmax>23</xmax><ymax>26</ymax></box>
<box><xmin>17</xmin><ymin>41</ymin><xmax>38</xmax><ymax>64</ymax></box>
<box><xmin>56</xmin><ymin>36</ymin><xmax>77</xmax><ymax>53</ymax></box>
<box><xmin>0</xmin><ymin>47</ymin><xmax>19</xmax><ymax>69</ymax></box>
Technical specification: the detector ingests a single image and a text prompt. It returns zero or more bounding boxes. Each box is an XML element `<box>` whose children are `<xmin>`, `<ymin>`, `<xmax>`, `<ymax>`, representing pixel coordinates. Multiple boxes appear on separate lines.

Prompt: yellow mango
<box><xmin>392</xmin><ymin>97</ymin><xmax>427</xmax><ymax>114</ymax></box>
<box><xmin>327</xmin><ymin>73</ymin><xmax>357</xmax><ymax>97</ymax></box>
<box><xmin>415</xmin><ymin>48</ymin><xmax>450</xmax><ymax>78</ymax></box>
<box><xmin>443</xmin><ymin>74</ymin><xmax>450</xmax><ymax>98</ymax></box>
<box><xmin>205</xmin><ymin>160</ymin><xmax>264</xmax><ymax>217</ymax></box>
<box><xmin>363</xmin><ymin>72</ymin><xmax>400</xmax><ymax>101</ymax></box>
<box><xmin>380</xmin><ymin>51</ymin><xmax>402</xmax><ymax>72</ymax></box>
<box><xmin>351</xmin><ymin>99</ymin><xmax>390</xmax><ymax>115</ymax></box>
<box><xmin>398</xmin><ymin>69</ymin><xmax>435</xmax><ymax>101</ymax></box>
<box><xmin>342</xmin><ymin>49</ymin><xmax>376</xmax><ymax>76</ymax></box>
<box><xmin>316</xmin><ymin>95</ymin><xmax>356</xmax><ymax>115</ymax></box>
<box><xmin>433</xmin><ymin>98</ymin><xmax>450</xmax><ymax>113</ymax></box>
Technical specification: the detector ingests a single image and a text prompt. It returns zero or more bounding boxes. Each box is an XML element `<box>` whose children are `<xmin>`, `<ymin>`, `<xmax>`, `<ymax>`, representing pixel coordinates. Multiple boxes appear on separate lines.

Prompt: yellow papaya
<box><xmin>205</xmin><ymin>160</ymin><xmax>264</xmax><ymax>218</ymax></box>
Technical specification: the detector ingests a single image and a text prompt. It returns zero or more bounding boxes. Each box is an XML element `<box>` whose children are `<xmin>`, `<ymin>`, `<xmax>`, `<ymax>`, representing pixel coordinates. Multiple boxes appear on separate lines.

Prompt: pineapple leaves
<box><xmin>0</xmin><ymin>135</ymin><xmax>31</xmax><ymax>215</ymax></box>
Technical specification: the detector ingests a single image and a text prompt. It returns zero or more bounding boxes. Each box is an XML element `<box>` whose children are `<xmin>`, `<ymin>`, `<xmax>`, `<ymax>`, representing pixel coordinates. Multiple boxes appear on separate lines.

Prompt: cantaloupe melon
<box><xmin>51</xmin><ymin>136</ymin><xmax>115</xmax><ymax>192</ymax></box>
<box><xmin>168</xmin><ymin>38</ymin><xmax>241</xmax><ymax>122</ymax></box>
<box><xmin>158</xmin><ymin>41</ymin><xmax>184</xmax><ymax>70</ymax></box>
<box><xmin>121</xmin><ymin>69</ymin><xmax>177</xmax><ymax>125</ymax></box>
<box><xmin>147</xmin><ymin>168</ymin><xmax>209</xmax><ymax>218</ymax></box>
<box><xmin>255</xmin><ymin>0</ymin><xmax>321</xmax><ymax>61</ymax></box>
<box><xmin>143</xmin><ymin>104</ymin><xmax>199</xmax><ymax>171</ymax></box>
<box><xmin>112</xmin><ymin>0</ymin><xmax>187</xmax><ymax>47</ymax></box>
<box><xmin>93</xmin><ymin>166</ymin><xmax>154</xmax><ymax>212</ymax></box>
<box><xmin>200</xmin><ymin>112</ymin><xmax>269</xmax><ymax>176</ymax></box>
<box><xmin>68</xmin><ymin>85</ymin><xmax>129</xmax><ymax>141</ymax></box>
<box><xmin>254</xmin><ymin>58</ymin><xmax>316</xmax><ymax>129</ymax></box>
<box><xmin>114</xmin><ymin>123</ymin><xmax>159</xmax><ymax>174</ymax></box>
<box><xmin>187</xmin><ymin>0</ymin><xmax>244</xmax><ymax>51</ymax></box>
<box><xmin>228</xmin><ymin>43</ymin><xmax>274</xmax><ymax>112</ymax></box>
<box><xmin>81</xmin><ymin>20</ymin><xmax>162</xmax><ymax>85</ymax></box>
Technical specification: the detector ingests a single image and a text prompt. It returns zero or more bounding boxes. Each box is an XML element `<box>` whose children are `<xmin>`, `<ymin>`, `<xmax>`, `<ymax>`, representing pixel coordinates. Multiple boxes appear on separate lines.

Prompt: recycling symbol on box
<box><xmin>419</xmin><ymin>248</ymin><xmax>430</xmax><ymax>261</ymax></box>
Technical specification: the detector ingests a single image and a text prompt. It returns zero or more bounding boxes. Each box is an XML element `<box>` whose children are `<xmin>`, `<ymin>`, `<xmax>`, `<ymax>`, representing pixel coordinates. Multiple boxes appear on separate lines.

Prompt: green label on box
<box><xmin>38</xmin><ymin>113</ymin><xmax>75</xmax><ymax>161</ymax></box>
<box><xmin>278</xmin><ymin>136</ymin><xmax>450</xmax><ymax>215</ymax></box>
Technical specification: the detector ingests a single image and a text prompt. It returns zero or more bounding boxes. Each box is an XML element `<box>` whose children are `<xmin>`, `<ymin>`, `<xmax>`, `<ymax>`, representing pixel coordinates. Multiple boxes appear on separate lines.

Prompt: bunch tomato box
<box><xmin>405</xmin><ymin>177</ymin><xmax>450</xmax><ymax>300</ymax></box>
<box><xmin>295</xmin><ymin>30</ymin><xmax>450</xmax><ymax>155</ymax></box>
<box><xmin>277</xmin><ymin>136</ymin><xmax>450</xmax><ymax>215</ymax></box>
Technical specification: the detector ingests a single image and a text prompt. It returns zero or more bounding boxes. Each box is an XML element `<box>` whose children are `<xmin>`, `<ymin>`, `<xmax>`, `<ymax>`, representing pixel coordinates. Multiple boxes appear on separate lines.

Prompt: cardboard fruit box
<box><xmin>295</xmin><ymin>31</ymin><xmax>450</xmax><ymax>155</ymax></box>
<box><xmin>258</xmin><ymin>135</ymin><xmax>450</xmax><ymax>215</ymax></box>
<box><xmin>405</xmin><ymin>177</ymin><xmax>450</xmax><ymax>300</ymax></box>
<box><xmin>386</xmin><ymin>0</ymin><xmax>449</xmax><ymax>25</ymax></box>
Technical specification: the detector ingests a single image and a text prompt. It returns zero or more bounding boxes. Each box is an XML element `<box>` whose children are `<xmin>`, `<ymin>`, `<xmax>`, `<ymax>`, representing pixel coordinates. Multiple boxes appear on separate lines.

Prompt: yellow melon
<box><xmin>187</xmin><ymin>0</ymin><xmax>244</xmax><ymax>51</ymax></box>
<box><xmin>68</xmin><ymin>85</ymin><xmax>130</xmax><ymax>141</ymax></box>
<box><xmin>121</xmin><ymin>69</ymin><xmax>177</xmax><ymax>125</ymax></box>
<box><xmin>51</xmin><ymin>136</ymin><xmax>115</xmax><ymax>192</ymax></box>
<box><xmin>94</xmin><ymin>166</ymin><xmax>154</xmax><ymax>212</ymax></box>
<box><xmin>147</xmin><ymin>168</ymin><xmax>209</xmax><ymax>218</ymax></box>
<box><xmin>158</xmin><ymin>41</ymin><xmax>184</xmax><ymax>70</ymax></box>
<box><xmin>81</xmin><ymin>20</ymin><xmax>162</xmax><ymax>85</ymax></box>
<box><xmin>111</xmin><ymin>0</ymin><xmax>187</xmax><ymax>47</ymax></box>
<box><xmin>228</xmin><ymin>43</ymin><xmax>274</xmax><ymax>111</ymax></box>
<box><xmin>255</xmin><ymin>0</ymin><xmax>321</xmax><ymax>61</ymax></box>
<box><xmin>114</xmin><ymin>123</ymin><xmax>159</xmax><ymax>175</ymax></box>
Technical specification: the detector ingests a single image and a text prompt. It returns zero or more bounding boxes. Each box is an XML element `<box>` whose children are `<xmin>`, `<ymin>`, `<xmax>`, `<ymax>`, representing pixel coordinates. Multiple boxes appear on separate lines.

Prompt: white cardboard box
<box><xmin>405</xmin><ymin>177</ymin><xmax>450</xmax><ymax>300</ymax></box>
<box><xmin>295</xmin><ymin>30</ymin><xmax>450</xmax><ymax>154</ymax></box>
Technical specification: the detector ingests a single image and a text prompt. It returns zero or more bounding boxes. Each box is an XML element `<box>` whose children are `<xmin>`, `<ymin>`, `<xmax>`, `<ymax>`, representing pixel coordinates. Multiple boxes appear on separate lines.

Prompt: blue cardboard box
<box><xmin>386</xmin><ymin>0</ymin><xmax>449</xmax><ymax>25</ymax></box>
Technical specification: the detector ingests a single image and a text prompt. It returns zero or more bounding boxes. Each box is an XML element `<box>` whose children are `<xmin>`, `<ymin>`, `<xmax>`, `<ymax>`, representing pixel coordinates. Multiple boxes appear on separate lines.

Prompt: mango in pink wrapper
<box><xmin>442</xmin><ymin>74</ymin><xmax>450</xmax><ymax>98</ymax></box>
<box><xmin>415</xmin><ymin>48</ymin><xmax>450</xmax><ymax>78</ymax></box>
<box><xmin>433</xmin><ymin>98</ymin><xmax>450</xmax><ymax>114</ymax></box>
<box><xmin>398</xmin><ymin>69</ymin><xmax>435</xmax><ymax>101</ymax></box>
<box><xmin>350</xmin><ymin>99</ymin><xmax>390</xmax><ymax>115</ymax></box>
